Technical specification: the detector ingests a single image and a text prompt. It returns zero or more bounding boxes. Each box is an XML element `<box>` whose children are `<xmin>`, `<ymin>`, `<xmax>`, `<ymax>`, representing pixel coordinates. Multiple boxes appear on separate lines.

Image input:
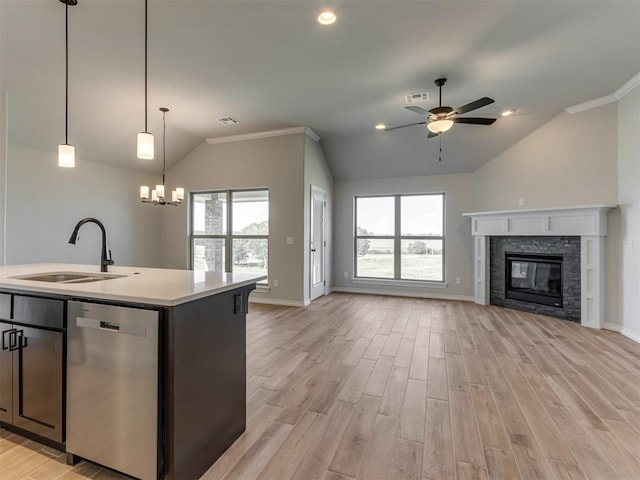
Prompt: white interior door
<box><xmin>310</xmin><ymin>187</ymin><xmax>326</xmax><ymax>301</ymax></box>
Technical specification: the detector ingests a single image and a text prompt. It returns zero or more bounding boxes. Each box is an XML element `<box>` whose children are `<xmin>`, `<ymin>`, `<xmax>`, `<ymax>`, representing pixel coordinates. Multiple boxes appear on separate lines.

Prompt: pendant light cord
<box><xmin>144</xmin><ymin>0</ymin><xmax>148</xmax><ymax>133</ymax></box>
<box><xmin>162</xmin><ymin>109</ymin><xmax>166</xmax><ymax>185</ymax></box>
<box><xmin>65</xmin><ymin>1</ymin><xmax>69</xmax><ymax>145</ymax></box>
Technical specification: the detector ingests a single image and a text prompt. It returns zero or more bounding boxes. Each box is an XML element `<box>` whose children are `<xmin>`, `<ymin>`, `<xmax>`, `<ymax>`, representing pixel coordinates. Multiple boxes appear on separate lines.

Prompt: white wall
<box><xmin>160</xmin><ymin>133</ymin><xmax>306</xmax><ymax>305</ymax></box>
<box><xmin>473</xmin><ymin>103</ymin><xmax>621</xmax><ymax>331</ymax></box>
<box><xmin>303</xmin><ymin>135</ymin><xmax>334</xmax><ymax>302</ymax></box>
<box><xmin>617</xmin><ymin>84</ymin><xmax>640</xmax><ymax>340</ymax></box>
<box><xmin>333</xmin><ymin>173</ymin><xmax>475</xmax><ymax>300</ymax></box>
<box><xmin>5</xmin><ymin>144</ymin><xmax>161</xmax><ymax>268</ymax></box>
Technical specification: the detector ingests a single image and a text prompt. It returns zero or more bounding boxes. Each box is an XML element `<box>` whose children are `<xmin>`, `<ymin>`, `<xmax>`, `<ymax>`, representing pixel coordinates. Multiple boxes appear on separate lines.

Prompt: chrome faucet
<box><xmin>68</xmin><ymin>218</ymin><xmax>115</xmax><ymax>272</ymax></box>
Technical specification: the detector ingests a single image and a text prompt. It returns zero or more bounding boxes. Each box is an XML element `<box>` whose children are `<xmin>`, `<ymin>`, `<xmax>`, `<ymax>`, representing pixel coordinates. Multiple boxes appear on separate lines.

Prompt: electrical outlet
<box><xmin>274</xmin><ymin>279</ymin><xmax>279</xmax><ymax>288</ymax></box>
<box><xmin>455</xmin><ymin>277</ymin><xmax>461</xmax><ymax>285</ymax></box>
<box><xmin>286</xmin><ymin>237</ymin><xmax>293</xmax><ymax>245</ymax></box>
<box><xmin>343</xmin><ymin>272</ymin><xmax>348</xmax><ymax>278</ymax></box>
<box><xmin>518</xmin><ymin>198</ymin><xmax>525</xmax><ymax>206</ymax></box>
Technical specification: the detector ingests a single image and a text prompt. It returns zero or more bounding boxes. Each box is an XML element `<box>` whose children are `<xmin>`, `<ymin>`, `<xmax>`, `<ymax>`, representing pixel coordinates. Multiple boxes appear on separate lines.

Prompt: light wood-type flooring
<box><xmin>2</xmin><ymin>292</ymin><xmax>640</xmax><ymax>479</ymax></box>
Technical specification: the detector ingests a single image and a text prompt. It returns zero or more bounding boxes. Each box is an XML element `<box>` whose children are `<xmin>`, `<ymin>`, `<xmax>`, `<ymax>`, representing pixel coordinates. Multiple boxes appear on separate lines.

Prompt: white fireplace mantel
<box><xmin>463</xmin><ymin>205</ymin><xmax>616</xmax><ymax>329</ymax></box>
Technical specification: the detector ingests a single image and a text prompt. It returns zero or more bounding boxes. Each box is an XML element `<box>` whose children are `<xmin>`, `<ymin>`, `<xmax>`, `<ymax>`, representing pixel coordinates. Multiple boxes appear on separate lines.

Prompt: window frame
<box><xmin>189</xmin><ymin>188</ymin><xmax>269</xmax><ymax>284</ymax></box>
<box><xmin>353</xmin><ymin>193</ymin><xmax>445</xmax><ymax>283</ymax></box>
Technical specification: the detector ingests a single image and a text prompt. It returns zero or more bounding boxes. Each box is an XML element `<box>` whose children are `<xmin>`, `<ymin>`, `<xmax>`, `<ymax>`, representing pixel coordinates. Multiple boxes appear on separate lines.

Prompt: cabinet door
<box><xmin>12</xmin><ymin>326</ymin><xmax>63</xmax><ymax>442</ymax></box>
<box><xmin>0</xmin><ymin>321</ymin><xmax>14</xmax><ymax>423</ymax></box>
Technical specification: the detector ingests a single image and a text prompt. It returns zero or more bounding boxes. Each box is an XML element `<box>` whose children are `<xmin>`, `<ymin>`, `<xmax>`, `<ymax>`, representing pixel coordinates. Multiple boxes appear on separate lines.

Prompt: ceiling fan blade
<box><xmin>385</xmin><ymin>121</ymin><xmax>426</xmax><ymax>131</ymax></box>
<box><xmin>450</xmin><ymin>97</ymin><xmax>494</xmax><ymax>116</ymax></box>
<box><xmin>453</xmin><ymin>117</ymin><xmax>496</xmax><ymax>125</ymax></box>
<box><xmin>404</xmin><ymin>106</ymin><xmax>429</xmax><ymax>115</ymax></box>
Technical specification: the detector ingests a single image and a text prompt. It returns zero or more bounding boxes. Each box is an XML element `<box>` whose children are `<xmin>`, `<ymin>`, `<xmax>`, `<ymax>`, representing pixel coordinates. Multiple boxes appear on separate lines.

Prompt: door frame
<box><xmin>309</xmin><ymin>185</ymin><xmax>327</xmax><ymax>301</ymax></box>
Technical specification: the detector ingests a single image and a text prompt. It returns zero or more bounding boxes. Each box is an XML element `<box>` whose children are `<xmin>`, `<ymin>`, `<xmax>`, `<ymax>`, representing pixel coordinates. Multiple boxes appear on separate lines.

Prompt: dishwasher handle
<box><xmin>76</xmin><ymin>316</ymin><xmax>147</xmax><ymax>337</ymax></box>
<box><xmin>99</xmin><ymin>321</ymin><xmax>120</xmax><ymax>331</ymax></box>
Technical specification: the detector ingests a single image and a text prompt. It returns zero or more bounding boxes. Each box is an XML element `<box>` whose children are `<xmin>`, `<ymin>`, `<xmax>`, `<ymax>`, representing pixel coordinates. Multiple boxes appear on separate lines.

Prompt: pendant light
<box><xmin>140</xmin><ymin>108</ymin><xmax>184</xmax><ymax>206</ymax></box>
<box><xmin>58</xmin><ymin>0</ymin><xmax>77</xmax><ymax>168</ymax></box>
<box><xmin>137</xmin><ymin>0</ymin><xmax>154</xmax><ymax>159</ymax></box>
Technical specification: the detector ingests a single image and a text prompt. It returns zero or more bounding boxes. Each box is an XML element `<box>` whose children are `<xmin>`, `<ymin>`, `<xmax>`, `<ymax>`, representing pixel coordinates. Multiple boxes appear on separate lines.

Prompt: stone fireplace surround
<box><xmin>463</xmin><ymin>205</ymin><xmax>614</xmax><ymax>329</ymax></box>
<box><xmin>490</xmin><ymin>236</ymin><xmax>581</xmax><ymax>322</ymax></box>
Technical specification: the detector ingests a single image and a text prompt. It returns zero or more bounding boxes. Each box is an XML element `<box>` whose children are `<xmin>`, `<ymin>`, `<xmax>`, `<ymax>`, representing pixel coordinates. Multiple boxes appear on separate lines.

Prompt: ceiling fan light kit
<box><xmin>387</xmin><ymin>77</ymin><xmax>497</xmax><ymax>139</ymax></box>
<box><xmin>427</xmin><ymin>118</ymin><xmax>454</xmax><ymax>134</ymax></box>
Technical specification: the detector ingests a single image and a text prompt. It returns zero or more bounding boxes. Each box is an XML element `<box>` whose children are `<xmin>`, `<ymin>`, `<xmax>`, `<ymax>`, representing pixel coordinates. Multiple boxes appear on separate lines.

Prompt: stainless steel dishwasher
<box><xmin>66</xmin><ymin>301</ymin><xmax>159</xmax><ymax>480</ymax></box>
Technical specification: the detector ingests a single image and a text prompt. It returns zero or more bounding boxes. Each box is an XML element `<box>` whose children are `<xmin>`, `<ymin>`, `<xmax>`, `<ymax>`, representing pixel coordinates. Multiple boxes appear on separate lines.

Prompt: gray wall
<box><xmin>160</xmin><ymin>133</ymin><xmax>306</xmax><ymax>305</ymax></box>
<box><xmin>333</xmin><ymin>173</ymin><xmax>476</xmax><ymax>300</ymax></box>
<box><xmin>5</xmin><ymin>144</ymin><xmax>161</xmax><ymax>267</ymax></box>
<box><xmin>474</xmin><ymin>104</ymin><xmax>618</xmax><ymax>210</ymax></box>
<box><xmin>303</xmin><ymin>135</ymin><xmax>334</xmax><ymax>302</ymax></box>
<box><xmin>0</xmin><ymin>94</ymin><xmax>6</xmax><ymax>265</ymax></box>
<box><xmin>617</xmin><ymin>84</ymin><xmax>640</xmax><ymax>340</ymax></box>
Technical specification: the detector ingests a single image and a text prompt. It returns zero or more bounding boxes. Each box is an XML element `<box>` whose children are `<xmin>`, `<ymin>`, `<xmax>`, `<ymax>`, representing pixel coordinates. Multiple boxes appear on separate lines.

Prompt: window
<box><xmin>354</xmin><ymin>193</ymin><xmax>444</xmax><ymax>282</ymax></box>
<box><xmin>191</xmin><ymin>189</ymin><xmax>268</xmax><ymax>283</ymax></box>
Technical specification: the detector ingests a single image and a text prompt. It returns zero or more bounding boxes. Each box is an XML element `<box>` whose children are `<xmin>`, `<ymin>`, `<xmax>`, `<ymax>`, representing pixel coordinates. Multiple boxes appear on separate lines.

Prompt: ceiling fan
<box><xmin>387</xmin><ymin>78</ymin><xmax>496</xmax><ymax>137</ymax></box>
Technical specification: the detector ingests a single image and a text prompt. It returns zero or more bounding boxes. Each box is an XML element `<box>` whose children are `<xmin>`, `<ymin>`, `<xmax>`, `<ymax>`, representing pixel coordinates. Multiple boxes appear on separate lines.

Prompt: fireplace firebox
<box><xmin>505</xmin><ymin>253</ymin><xmax>562</xmax><ymax>307</ymax></box>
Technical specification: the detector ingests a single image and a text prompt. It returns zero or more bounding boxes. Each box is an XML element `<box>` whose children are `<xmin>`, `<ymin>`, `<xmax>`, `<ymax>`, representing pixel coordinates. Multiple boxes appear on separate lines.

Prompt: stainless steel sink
<box><xmin>11</xmin><ymin>272</ymin><xmax>126</xmax><ymax>284</ymax></box>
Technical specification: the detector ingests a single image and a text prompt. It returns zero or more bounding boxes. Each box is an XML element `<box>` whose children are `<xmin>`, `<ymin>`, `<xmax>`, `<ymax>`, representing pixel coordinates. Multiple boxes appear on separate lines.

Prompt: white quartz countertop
<box><xmin>0</xmin><ymin>263</ymin><xmax>266</xmax><ymax>306</ymax></box>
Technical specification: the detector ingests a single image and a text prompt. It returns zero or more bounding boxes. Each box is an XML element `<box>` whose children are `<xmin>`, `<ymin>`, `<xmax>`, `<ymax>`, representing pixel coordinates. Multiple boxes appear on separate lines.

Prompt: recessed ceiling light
<box><xmin>317</xmin><ymin>11</ymin><xmax>337</xmax><ymax>25</ymax></box>
<box><xmin>501</xmin><ymin>108</ymin><xmax>516</xmax><ymax>117</ymax></box>
<box><xmin>375</xmin><ymin>123</ymin><xmax>386</xmax><ymax>131</ymax></box>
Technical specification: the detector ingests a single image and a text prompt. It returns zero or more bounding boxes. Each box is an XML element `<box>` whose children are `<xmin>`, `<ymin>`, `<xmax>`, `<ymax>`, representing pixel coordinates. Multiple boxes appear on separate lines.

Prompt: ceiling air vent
<box><xmin>217</xmin><ymin>117</ymin><xmax>239</xmax><ymax>125</ymax></box>
<box><xmin>404</xmin><ymin>92</ymin><xmax>429</xmax><ymax>104</ymax></box>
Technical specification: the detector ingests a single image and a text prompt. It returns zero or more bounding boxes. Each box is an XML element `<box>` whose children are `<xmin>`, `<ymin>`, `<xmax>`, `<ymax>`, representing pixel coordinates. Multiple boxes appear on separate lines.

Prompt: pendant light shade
<box><xmin>58</xmin><ymin>0</ymin><xmax>76</xmax><ymax>168</ymax></box>
<box><xmin>137</xmin><ymin>131</ymin><xmax>154</xmax><ymax>159</ymax></box>
<box><xmin>58</xmin><ymin>144</ymin><xmax>75</xmax><ymax>168</ymax></box>
<box><xmin>137</xmin><ymin>0</ymin><xmax>154</xmax><ymax>159</ymax></box>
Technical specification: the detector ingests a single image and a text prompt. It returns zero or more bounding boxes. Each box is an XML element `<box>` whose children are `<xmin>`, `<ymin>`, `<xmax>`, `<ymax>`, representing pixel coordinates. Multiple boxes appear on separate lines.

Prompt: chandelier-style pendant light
<box><xmin>137</xmin><ymin>0</ymin><xmax>154</xmax><ymax>159</ymax></box>
<box><xmin>140</xmin><ymin>108</ymin><xmax>184</xmax><ymax>206</ymax></box>
<box><xmin>58</xmin><ymin>0</ymin><xmax>77</xmax><ymax>168</ymax></box>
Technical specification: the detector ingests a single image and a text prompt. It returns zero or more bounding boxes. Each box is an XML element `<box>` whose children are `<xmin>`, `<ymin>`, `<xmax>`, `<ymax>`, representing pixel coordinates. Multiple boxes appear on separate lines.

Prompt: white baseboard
<box><xmin>603</xmin><ymin>322</ymin><xmax>640</xmax><ymax>344</ymax></box>
<box><xmin>332</xmin><ymin>286</ymin><xmax>474</xmax><ymax>302</ymax></box>
<box><xmin>249</xmin><ymin>297</ymin><xmax>310</xmax><ymax>307</ymax></box>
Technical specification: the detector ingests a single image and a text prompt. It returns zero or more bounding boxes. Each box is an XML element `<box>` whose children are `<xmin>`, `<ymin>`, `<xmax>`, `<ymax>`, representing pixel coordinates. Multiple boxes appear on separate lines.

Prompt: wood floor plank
<box><xmin>400</xmin><ymin>379</ymin><xmax>427</xmax><ymax>443</ymax></box>
<box><xmin>455</xmin><ymin>461</ymin><xmax>488</xmax><ymax>480</ymax></box>
<box><xmin>363</xmin><ymin>354</ymin><xmax>394</xmax><ymax>397</ymax></box>
<box><xmin>427</xmin><ymin>357</ymin><xmax>448</xmax><ymax>401</ymax></box>
<box><xmin>381</xmin><ymin>331</ymin><xmax>402</xmax><ymax>357</ymax></box>
<box><xmin>357</xmin><ymin>414</ymin><xmax>400</xmax><ymax>479</ymax></box>
<box><xmin>291</xmin><ymin>401</ymin><xmax>355</xmax><ymax>479</ymax></box>
<box><xmin>445</xmin><ymin>353</ymin><xmax>468</xmax><ymax>392</ymax></box>
<box><xmin>328</xmin><ymin>394</ymin><xmax>381</xmax><ymax>478</ymax></box>
<box><xmin>423</xmin><ymin>398</ymin><xmax>455</xmax><ymax>480</ymax></box>
<box><xmin>483</xmin><ymin>447</ymin><xmax>520</xmax><ymax>480</ymax></box>
<box><xmin>390</xmin><ymin>439</ymin><xmax>423</xmax><ymax>480</ymax></box>
<box><xmin>449</xmin><ymin>389</ymin><xmax>485</xmax><ymax>468</ymax></box>
<box><xmin>429</xmin><ymin>333</ymin><xmax>445</xmax><ymax>358</ymax></box>
<box><xmin>468</xmin><ymin>384</ymin><xmax>510</xmax><ymax>451</ymax></box>
<box><xmin>379</xmin><ymin>366</ymin><xmax>410</xmax><ymax>418</ymax></box>
<box><xmin>409</xmin><ymin>345</ymin><xmax>429</xmax><ymax>381</ymax></box>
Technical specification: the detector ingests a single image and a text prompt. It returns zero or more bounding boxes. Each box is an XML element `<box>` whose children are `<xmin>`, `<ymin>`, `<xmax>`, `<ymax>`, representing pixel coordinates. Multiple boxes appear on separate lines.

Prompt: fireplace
<box><xmin>463</xmin><ymin>205</ymin><xmax>613</xmax><ymax>329</ymax></box>
<box><xmin>505</xmin><ymin>253</ymin><xmax>562</xmax><ymax>307</ymax></box>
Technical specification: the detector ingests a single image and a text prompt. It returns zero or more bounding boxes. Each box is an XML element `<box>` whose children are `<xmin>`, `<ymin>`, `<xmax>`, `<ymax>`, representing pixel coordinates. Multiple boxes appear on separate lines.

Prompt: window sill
<box><xmin>352</xmin><ymin>278</ymin><xmax>448</xmax><ymax>289</ymax></box>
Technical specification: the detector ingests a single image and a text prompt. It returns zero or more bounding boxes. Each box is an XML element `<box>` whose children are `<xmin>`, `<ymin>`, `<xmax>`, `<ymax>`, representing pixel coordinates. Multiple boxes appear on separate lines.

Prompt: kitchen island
<box><xmin>0</xmin><ymin>263</ymin><xmax>265</xmax><ymax>480</ymax></box>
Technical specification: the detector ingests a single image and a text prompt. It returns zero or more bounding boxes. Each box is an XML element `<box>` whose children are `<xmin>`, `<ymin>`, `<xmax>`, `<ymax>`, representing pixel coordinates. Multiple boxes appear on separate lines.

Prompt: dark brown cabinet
<box><xmin>0</xmin><ymin>294</ymin><xmax>64</xmax><ymax>444</ymax></box>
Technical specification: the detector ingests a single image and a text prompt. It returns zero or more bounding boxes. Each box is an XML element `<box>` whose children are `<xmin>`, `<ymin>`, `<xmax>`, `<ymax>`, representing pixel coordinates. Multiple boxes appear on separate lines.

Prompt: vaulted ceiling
<box><xmin>1</xmin><ymin>1</ymin><xmax>638</xmax><ymax>179</ymax></box>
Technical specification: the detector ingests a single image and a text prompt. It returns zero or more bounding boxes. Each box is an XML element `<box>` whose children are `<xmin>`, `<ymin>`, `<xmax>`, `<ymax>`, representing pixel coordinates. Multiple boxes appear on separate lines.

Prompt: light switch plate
<box><xmin>286</xmin><ymin>237</ymin><xmax>293</xmax><ymax>245</ymax></box>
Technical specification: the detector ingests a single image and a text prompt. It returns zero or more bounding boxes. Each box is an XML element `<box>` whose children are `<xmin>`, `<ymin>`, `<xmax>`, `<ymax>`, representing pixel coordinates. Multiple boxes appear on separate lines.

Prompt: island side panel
<box><xmin>163</xmin><ymin>285</ymin><xmax>249</xmax><ymax>480</ymax></box>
